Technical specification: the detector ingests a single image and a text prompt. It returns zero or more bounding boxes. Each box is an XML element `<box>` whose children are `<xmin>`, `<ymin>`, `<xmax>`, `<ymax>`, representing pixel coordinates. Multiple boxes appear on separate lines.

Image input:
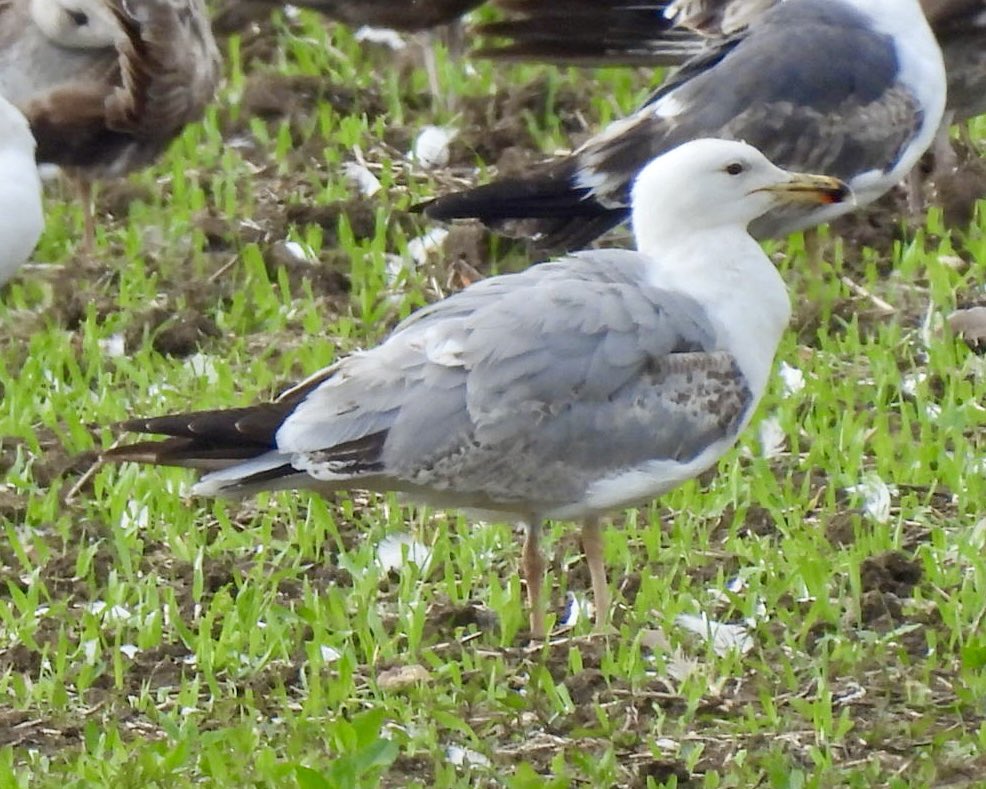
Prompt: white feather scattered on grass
<box><xmin>354</xmin><ymin>26</ymin><xmax>407</xmax><ymax>50</ymax></box>
<box><xmin>183</xmin><ymin>353</ymin><xmax>220</xmax><ymax>385</ymax></box>
<box><xmin>758</xmin><ymin>415</ymin><xmax>786</xmax><ymax>459</ymax></box>
<box><xmin>845</xmin><ymin>475</ymin><xmax>893</xmax><ymax>524</ymax></box>
<box><xmin>375</xmin><ymin>533</ymin><xmax>432</xmax><ymax>574</ymax></box>
<box><xmin>411</xmin><ymin>126</ymin><xmax>457</xmax><ymax>169</ymax></box>
<box><xmin>407</xmin><ymin>227</ymin><xmax>449</xmax><ymax>265</ymax></box>
<box><xmin>88</xmin><ymin>601</ymin><xmax>132</xmax><ymax>623</ymax></box>
<box><xmin>119</xmin><ymin>501</ymin><xmax>149</xmax><ymax>532</ymax></box>
<box><xmin>99</xmin><ymin>333</ymin><xmax>126</xmax><ymax>359</ymax></box>
<box><xmin>675</xmin><ymin>612</ymin><xmax>754</xmax><ymax>656</ymax></box>
<box><xmin>280</xmin><ymin>240</ymin><xmax>317</xmax><ymax>264</ymax></box>
<box><xmin>344</xmin><ymin>161</ymin><xmax>381</xmax><ymax>197</ymax></box>
<box><xmin>445</xmin><ymin>744</ymin><xmax>490</xmax><ymax>769</ymax></box>
<box><xmin>778</xmin><ymin>361</ymin><xmax>805</xmax><ymax>396</ymax></box>
<box><xmin>562</xmin><ymin>591</ymin><xmax>592</xmax><ymax>628</ymax></box>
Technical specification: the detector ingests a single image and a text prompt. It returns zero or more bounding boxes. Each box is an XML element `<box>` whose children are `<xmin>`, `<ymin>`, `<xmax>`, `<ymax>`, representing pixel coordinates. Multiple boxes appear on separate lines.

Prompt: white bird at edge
<box><xmin>0</xmin><ymin>94</ymin><xmax>43</xmax><ymax>287</ymax></box>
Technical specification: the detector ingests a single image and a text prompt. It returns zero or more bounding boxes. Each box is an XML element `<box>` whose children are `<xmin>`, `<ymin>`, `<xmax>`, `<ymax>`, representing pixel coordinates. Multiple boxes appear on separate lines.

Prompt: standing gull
<box><xmin>0</xmin><ymin>0</ymin><xmax>221</xmax><ymax>249</ymax></box>
<box><xmin>421</xmin><ymin>0</ymin><xmax>944</xmax><ymax>251</ymax></box>
<box><xmin>102</xmin><ymin>139</ymin><xmax>849</xmax><ymax>639</ymax></box>
<box><xmin>0</xmin><ymin>95</ymin><xmax>44</xmax><ymax>286</ymax></box>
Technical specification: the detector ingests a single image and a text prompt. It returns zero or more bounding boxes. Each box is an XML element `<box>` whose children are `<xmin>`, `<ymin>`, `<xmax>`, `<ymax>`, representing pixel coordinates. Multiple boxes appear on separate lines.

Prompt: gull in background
<box><xmin>478</xmin><ymin>0</ymin><xmax>984</xmax><ymax>210</ymax></box>
<box><xmin>0</xmin><ymin>0</ymin><xmax>221</xmax><ymax>249</ymax></box>
<box><xmin>102</xmin><ymin>139</ymin><xmax>849</xmax><ymax>639</ymax></box>
<box><xmin>0</xmin><ymin>94</ymin><xmax>43</xmax><ymax>286</ymax></box>
<box><xmin>422</xmin><ymin>0</ymin><xmax>945</xmax><ymax>251</ymax></box>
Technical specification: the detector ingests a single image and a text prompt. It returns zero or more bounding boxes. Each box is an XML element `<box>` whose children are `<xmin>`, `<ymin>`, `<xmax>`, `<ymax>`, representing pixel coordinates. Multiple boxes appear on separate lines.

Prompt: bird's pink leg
<box><xmin>522</xmin><ymin>520</ymin><xmax>547</xmax><ymax>639</ymax></box>
<box><xmin>581</xmin><ymin>518</ymin><xmax>610</xmax><ymax>632</ymax></box>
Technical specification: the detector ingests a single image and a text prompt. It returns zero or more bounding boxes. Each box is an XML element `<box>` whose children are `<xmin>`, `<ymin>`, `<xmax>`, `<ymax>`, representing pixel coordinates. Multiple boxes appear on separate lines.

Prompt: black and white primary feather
<box><xmin>474</xmin><ymin>0</ymin><xmax>702</xmax><ymax>66</ymax></box>
<box><xmin>103</xmin><ymin>139</ymin><xmax>849</xmax><ymax>639</ymax></box>
<box><xmin>422</xmin><ymin>0</ymin><xmax>946</xmax><ymax>251</ymax></box>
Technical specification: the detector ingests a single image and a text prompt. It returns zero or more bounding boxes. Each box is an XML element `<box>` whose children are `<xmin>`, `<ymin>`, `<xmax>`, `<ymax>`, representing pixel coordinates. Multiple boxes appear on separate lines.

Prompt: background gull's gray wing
<box><xmin>576</xmin><ymin>2</ymin><xmax>923</xmax><ymax>238</ymax></box>
<box><xmin>585</xmin><ymin>2</ymin><xmax>915</xmax><ymax>193</ymax></box>
<box><xmin>423</xmin><ymin>0</ymin><xmax>927</xmax><ymax>248</ymax></box>
<box><xmin>272</xmin><ymin>250</ymin><xmax>754</xmax><ymax>511</ymax></box>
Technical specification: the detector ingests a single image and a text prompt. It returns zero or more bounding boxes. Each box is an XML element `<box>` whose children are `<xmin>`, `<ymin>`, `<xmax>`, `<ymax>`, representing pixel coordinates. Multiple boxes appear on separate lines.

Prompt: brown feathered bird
<box><xmin>0</xmin><ymin>0</ymin><xmax>222</xmax><ymax>248</ymax></box>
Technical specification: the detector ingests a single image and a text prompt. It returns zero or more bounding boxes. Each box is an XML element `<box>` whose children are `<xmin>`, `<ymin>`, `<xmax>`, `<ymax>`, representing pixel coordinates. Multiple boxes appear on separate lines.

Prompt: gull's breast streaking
<box><xmin>102</xmin><ymin>139</ymin><xmax>849</xmax><ymax>640</ymax></box>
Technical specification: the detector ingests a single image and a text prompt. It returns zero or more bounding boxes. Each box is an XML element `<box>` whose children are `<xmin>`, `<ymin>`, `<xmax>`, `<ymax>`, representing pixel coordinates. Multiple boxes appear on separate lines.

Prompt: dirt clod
<box><xmin>860</xmin><ymin>551</ymin><xmax>922</xmax><ymax>597</ymax></box>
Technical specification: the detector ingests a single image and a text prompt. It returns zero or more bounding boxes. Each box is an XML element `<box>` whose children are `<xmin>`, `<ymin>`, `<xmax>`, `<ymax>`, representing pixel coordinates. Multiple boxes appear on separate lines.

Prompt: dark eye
<box><xmin>68</xmin><ymin>9</ymin><xmax>89</xmax><ymax>25</ymax></box>
<box><xmin>725</xmin><ymin>162</ymin><xmax>744</xmax><ymax>176</ymax></box>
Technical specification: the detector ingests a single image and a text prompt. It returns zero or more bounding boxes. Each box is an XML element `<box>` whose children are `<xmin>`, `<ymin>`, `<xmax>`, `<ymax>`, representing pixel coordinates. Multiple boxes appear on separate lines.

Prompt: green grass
<box><xmin>0</xmin><ymin>11</ymin><xmax>984</xmax><ymax>787</ymax></box>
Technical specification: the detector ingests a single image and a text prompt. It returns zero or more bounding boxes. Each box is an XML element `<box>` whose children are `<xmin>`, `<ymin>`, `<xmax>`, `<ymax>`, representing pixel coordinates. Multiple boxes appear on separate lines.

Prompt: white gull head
<box><xmin>30</xmin><ymin>0</ymin><xmax>119</xmax><ymax>48</ymax></box>
<box><xmin>629</xmin><ymin>138</ymin><xmax>848</xmax><ymax>256</ymax></box>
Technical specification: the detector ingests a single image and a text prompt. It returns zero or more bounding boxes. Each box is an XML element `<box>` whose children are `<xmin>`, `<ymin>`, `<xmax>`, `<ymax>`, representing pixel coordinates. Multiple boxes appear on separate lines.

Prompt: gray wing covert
<box><xmin>280</xmin><ymin>252</ymin><xmax>752</xmax><ymax>505</ymax></box>
<box><xmin>384</xmin><ymin>252</ymin><xmax>754</xmax><ymax>505</ymax></box>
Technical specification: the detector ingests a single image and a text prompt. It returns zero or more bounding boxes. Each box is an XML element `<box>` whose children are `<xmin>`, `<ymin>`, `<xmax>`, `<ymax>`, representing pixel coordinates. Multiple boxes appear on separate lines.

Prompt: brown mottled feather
<box><xmin>4</xmin><ymin>0</ymin><xmax>220</xmax><ymax>178</ymax></box>
<box><xmin>106</xmin><ymin>0</ymin><xmax>221</xmax><ymax>140</ymax></box>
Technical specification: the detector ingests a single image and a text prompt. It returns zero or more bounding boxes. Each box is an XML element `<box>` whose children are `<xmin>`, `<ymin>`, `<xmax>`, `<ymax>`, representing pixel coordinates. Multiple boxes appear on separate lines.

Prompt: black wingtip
<box><xmin>102</xmin><ymin>403</ymin><xmax>294</xmax><ymax>470</ymax></box>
